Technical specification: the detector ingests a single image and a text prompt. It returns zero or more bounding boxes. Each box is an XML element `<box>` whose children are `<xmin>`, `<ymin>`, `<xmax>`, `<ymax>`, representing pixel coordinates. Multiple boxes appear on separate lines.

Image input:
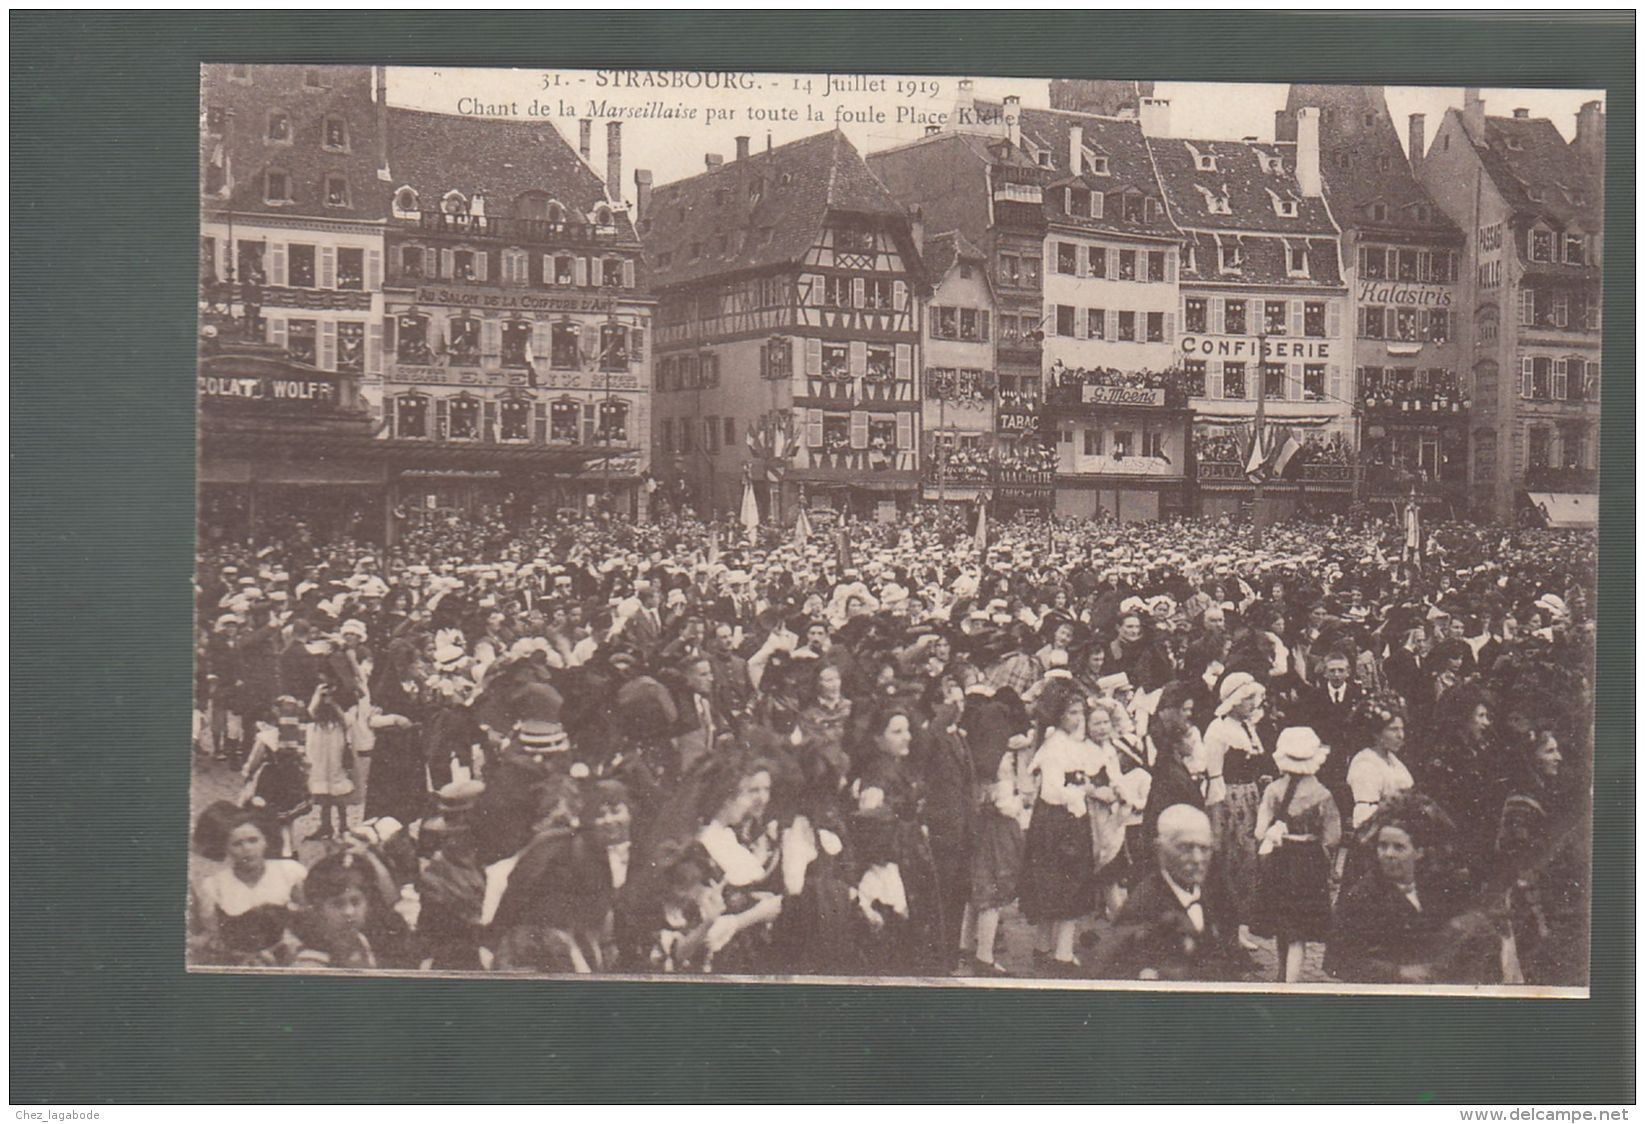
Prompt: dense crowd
<box><xmin>191</xmin><ymin>504</ymin><xmax>1594</xmax><ymax>985</ymax></box>
<box><xmin>1194</xmin><ymin>430</ymin><xmax>1355</xmax><ymax>469</ymax></box>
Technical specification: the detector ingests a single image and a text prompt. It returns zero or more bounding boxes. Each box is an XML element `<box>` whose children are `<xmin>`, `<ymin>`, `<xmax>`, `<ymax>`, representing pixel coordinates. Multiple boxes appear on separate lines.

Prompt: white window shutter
<box><xmin>1519</xmin><ymin>290</ymin><xmax>1533</xmax><ymax>326</ymax></box>
<box><xmin>1326</xmin><ymin>299</ymin><xmax>1341</xmax><ymax>339</ymax></box>
<box><xmin>1165</xmin><ymin>311</ymin><xmax>1175</xmax><ymax>345</ymax></box>
<box><xmin>806</xmin><ymin>408</ymin><xmax>823</xmax><ymax>449</ymax></box>
<box><xmin>1107</xmin><ymin>309</ymin><xmax>1119</xmax><ymax>340</ymax></box>
<box><xmin>320</xmin><ymin>321</ymin><xmax>337</xmax><ymax>370</ymax></box>
<box><xmin>366</xmin><ymin>249</ymin><xmax>381</xmax><ymax>291</ymax></box>
<box><xmin>1092</xmin><ymin>193</ymin><xmax>1104</xmax><ymax>220</ymax></box>
<box><xmin>573</xmin><ymin>258</ymin><xmax>588</xmax><ymax>287</ymax></box>
<box><xmin>805</xmin><ymin>337</ymin><xmax>822</xmax><ymax>376</ymax></box>
<box><xmin>474</xmin><ymin>252</ymin><xmax>488</xmax><ymax>282</ymax></box>
<box><xmin>269</xmin><ymin>316</ymin><xmax>286</xmax><ymax>350</ymax></box>
<box><xmin>807</xmin><ymin>273</ymin><xmax>823</xmax><ymax>306</ymax></box>
<box><xmin>1044</xmin><ymin>303</ymin><xmax>1056</xmax><ymax>337</ymax></box>
<box><xmin>1074</xmin><ymin>243</ymin><xmax>1088</xmax><ymax>278</ymax></box>
<box><xmin>630</xmin><ymin>327</ymin><xmax>645</xmax><ymax>362</ymax></box>
<box><xmin>1553</xmin><ymin>358</ymin><xmax>1568</xmax><ymax>399</ymax></box>
<box><xmin>1289</xmin><ymin>299</ymin><xmax>1304</xmax><ymax>336</ymax></box>
<box><xmin>849</xmin><ymin>341</ymin><xmax>867</xmax><ymax>379</ymax></box>
<box><xmin>440</xmin><ymin>248</ymin><xmax>455</xmax><ymax>280</ymax></box>
<box><xmin>894</xmin><ymin>343</ymin><xmax>911</xmax><ymax>381</ymax></box>
<box><xmin>622</xmin><ymin>258</ymin><xmax>636</xmax><ymax>289</ymax></box>
<box><xmin>1074</xmin><ymin>308</ymin><xmax>1088</xmax><ymax>339</ymax></box>
<box><xmin>424</xmin><ymin>247</ymin><xmax>438</xmax><ymax>278</ymax></box>
<box><xmin>1328</xmin><ymin>364</ymin><xmax>1342</xmax><ymax>403</ymax></box>
<box><xmin>482</xmin><ymin>318</ymin><xmax>501</xmax><ymax>360</ymax></box>
<box><xmin>320</xmin><ymin>246</ymin><xmax>337</xmax><ymax>290</ymax></box>
<box><xmin>894</xmin><ymin>279</ymin><xmax>907</xmax><ymax>312</ymax></box>
<box><xmin>270</xmin><ymin>243</ymin><xmax>287</xmax><ymax>287</ymax></box>
<box><xmin>1212</xmin><ymin>297</ymin><xmax>1225</xmax><ymax>334</ymax></box>
<box><xmin>533</xmin><ymin>320</ymin><xmax>552</xmax><ymax>360</ymax></box>
<box><xmin>367</xmin><ymin>320</ymin><xmax>382</xmax><ymax>374</ymax></box>
<box><xmin>853</xmin><ymin>277</ymin><xmax>866</xmax><ymax>308</ymax></box>
<box><xmin>1289</xmin><ymin>362</ymin><xmax>1301</xmax><ymax>402</ymax></box>
<box><xmin>1521</xmin><ymin>356</ymin><xmax>1534</xmax><ymax>398</ymax></box>
<box><xmin>849</xmin><ymin>411</ymin><xmax>868</xmax><ymax>450</ymax></box>
<box><xmin>896</xmin><ymin>412</ymin><xmax>912</xmax><ymax>450</ymax></box>
<box><xmin>543</xmin><ymin>254</ymin><xmax>554</xmax><ymax>283</ymax></box>
<box><xmin>1165</xmin><ymin>248</ymin><xmax>1175</xmax><ymax>283</ymax></box>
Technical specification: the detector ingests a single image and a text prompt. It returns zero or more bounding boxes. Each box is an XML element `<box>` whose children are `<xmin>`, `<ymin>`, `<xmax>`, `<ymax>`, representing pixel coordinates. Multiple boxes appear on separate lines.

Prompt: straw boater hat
<box><xmin>1215</xmin><ymin>672</ymin><xmax>1265</xmax><ymax>717</ymax></box>
<box><xmin>1273</xmin><ymin>727</ymin><xmax>1329</xmax><ymax>775</ymax></box>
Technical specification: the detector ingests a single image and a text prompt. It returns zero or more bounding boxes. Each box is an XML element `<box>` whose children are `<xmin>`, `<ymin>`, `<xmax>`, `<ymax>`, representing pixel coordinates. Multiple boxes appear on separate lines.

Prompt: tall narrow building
<box><xmin>1416</xmin><ymin>90</ymin><xmax>1603</xmax><ymax>524</ymax></box>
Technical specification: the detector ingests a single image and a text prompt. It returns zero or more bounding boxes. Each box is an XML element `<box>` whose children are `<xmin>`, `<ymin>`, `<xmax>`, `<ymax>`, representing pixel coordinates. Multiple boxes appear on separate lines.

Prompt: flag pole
<box><xmin>1251</xmin><ymin>329</ymin><xmax>1268</xmax><ymax>548</ymax></box>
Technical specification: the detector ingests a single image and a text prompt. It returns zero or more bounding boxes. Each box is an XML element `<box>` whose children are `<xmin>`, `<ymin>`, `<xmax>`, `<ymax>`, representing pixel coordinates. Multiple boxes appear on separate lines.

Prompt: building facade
<box><xmin>920</xmin><ymin>232</ymin><xmax>999</xmax><ymax>505</ymax></box>
<box><xmin>378</xmin><ymin>111</ymin><xmax>653</xmax><ymax>522</ymax></box>
<box><xmin>1279</xmin><ymin>86</ymin><xmax>1469</xmax><ymax>515</ymax></box>
<box><xmin>1147</xmin><ymin>110</ymin><xmax>1355</xmax><ymax>519</ymax></box>
<box><xmin>1416</xmin><ymin>90</ymin><xmax>1603</xmax><ymax>524</ymax></box>
<box><xmin>646</xmin><ymin>131</ymin><xmax>924</xmax><ymax>522</ymax></box>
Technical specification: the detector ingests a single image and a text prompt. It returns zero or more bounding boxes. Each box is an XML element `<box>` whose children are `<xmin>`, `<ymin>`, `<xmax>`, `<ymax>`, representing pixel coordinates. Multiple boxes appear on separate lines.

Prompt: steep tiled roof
<box><xmin>201</xmin><ymin>64</ymin><xmax>390</xmax><ymax>222</ymax></box>
<box><xmin>645</xmin><ymin>130</ymin><xmax>908</xmax><ymax>288</ymax></box>
<box><xmin>921</xmin><ymin>229</ymin><xmax>986</xmax><ymax>286</ymax></box>
<box><xmin>1009</xmin><ymin>106</ymin><xmax>1180</xmax><ymax>239</ymax></box>
<box><xmin>1147</xmin><ymin>137</ymin><xmax>1337</xmax><ymax>236</ymax></box>
<box><xmin>1177</xmin><ymin>230</ymin><xmax>1344</xmax><ymax>288</ymax></box>
<box><xmin>1280</xmin><ymin>86</ymin><xmax>1460</xmax><ymax>241</ymax></box>
<box><xmin>385</xmin><ymin>108</ymin><xmax>634</xmax><ymax>239</ymax></box>
<box><xmin>1479</xmin><ymin>114</ymin><xmax>1602</xmax><ymax>232</ymax></box>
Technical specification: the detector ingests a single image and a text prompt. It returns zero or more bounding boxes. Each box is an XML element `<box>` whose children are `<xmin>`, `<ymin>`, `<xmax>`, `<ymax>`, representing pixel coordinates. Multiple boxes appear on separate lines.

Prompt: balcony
<box><xmin>1045</xmin><ymin>365</ymin><xmax>1192</xmax><ymax>412</ymax></box>
<box><xmin>1196</xmin><ymin>460</ymin><xmax>1354</xmax><ymax>484</ymax></box>
<box><xmin>1523</xmin><ymin>464</ymin><xmax>1599</xmax><ymax>492</ymax></box>
<box><xmin>1360</xmin><ymin>464</ymin><xmax>1467</xmax><ymax>496</ymax></box>
<box><xmin>799</xmin><ymin>448</ymin><xmax>917</xmax><ymax>474</ymax></box>
<box><xmin>923</xmin><ymin>369</ymin><xmax>995</xmax><ymax>405</ymax></box>
<box><xmin>1358</xmin><ymin>373</ymin><xmax>1470</xmax><ymax>419</ymax></box>
<box><xmin>416</xmin><ymin>212</ymin><xmax>615</xmax><ymax>246</ymax></box>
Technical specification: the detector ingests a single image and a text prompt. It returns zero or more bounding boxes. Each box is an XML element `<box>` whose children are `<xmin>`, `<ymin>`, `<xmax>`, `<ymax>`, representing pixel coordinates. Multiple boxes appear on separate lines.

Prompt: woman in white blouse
<box><xmin>1019</xmin><ymin>682</ymin><xmax>1120</xmax><ymax>974</ymax></box>
<box><xmin>1202</xmin><ymin>672</ymin><xmax>1271</xmax><ymax>950</ymax></box>
<box><xmin>1347</xmin><ymin>699</ymin><xmax>1416</xmax><ymax>830</ymax></box>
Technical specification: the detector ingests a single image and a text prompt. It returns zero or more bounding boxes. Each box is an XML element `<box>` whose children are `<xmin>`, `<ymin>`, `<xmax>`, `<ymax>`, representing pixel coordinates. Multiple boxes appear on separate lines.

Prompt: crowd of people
<box><xmin>927</xmin><ymin>442</ymin><xmax>1060</xmax><ymax>485</ymax></box>
<box><xmin>191</xmin><ymin>502</ymin><xmax>1594</xmax><ymax>985</ymax></box>
<box><xmin>1194</xmin><ymin>430</ymin><xmax>1356</xmax><ymax>470</ymax></box>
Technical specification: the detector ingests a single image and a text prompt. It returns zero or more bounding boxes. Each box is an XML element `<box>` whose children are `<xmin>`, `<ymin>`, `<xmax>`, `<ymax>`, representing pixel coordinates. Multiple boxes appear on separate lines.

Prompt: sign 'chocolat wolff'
<box><xmin>198</xmin><ymin>374</ymin><xmax>338</xmax><ymax>406</ymax></box>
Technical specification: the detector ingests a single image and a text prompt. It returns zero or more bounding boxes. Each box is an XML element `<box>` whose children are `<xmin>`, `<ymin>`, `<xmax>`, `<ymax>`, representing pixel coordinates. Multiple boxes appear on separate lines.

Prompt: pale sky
<box><xmin>385</xmin><ymin>67</ymin><xmax>1604</xmax><ymax>204</ymax></box>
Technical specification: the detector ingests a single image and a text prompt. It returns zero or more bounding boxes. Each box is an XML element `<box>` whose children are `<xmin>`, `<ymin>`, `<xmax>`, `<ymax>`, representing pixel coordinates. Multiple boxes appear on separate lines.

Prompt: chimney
<box><xmin>1139</xmin><ymin>96</ymin><xmax>1171</xmax><ymax>138</ymax></box>
<box><xmin>579</xmin><ymin>119</ymin><xmax>592</xmax><ymax>162</ymax></box>
<box><xmin>634</xmin><ymin>169</ymin><xmax>653</xmax><ymax>227</ymax></box>
<box><xmin>1004</xmin><ymin>94</ymin><xmax>1022</xmax><ymax>148</ymax></box>
<box><xmin>1295</xmin><ymin>106</ymin><xmax>1322</xmax><ymax>198</ymax></box>
<box><xmin>1463</xmin><ymin>88</ymin><xmax>1485</xmax><ymax>142</ymax></box>
<box><xmin>374</xmin><ymin>66</ymin><xmax>390</xmax><ymax>178</ymax></box>
<box><xmin>1274</xmin><ymin>108</ymin><xmax>1290</xmax><ymax>142</ymax></box>
<box><xmin>910</xmin><ymin>206</ymin><xmax>925</xmax><ymax>254</ymax></box>
<box><xmin>954</xmin><ymin>78</ymin><xmax>976</xmax><ymax>130</ymax></box>
<box><xmin>734</xmin><ymin>135</ymin><xmax>750</xmax><ymax>162</ymax></box>
<box><xmin>924</xmin><ymin>125</ymin><xmax>941</xmax><ymax>137</ymax></box>
<box><xmin>605</xmin><ymin>122</ymin><xmax>623</xmax><ymax>204</ymax></box>
<box><xmin>1512</xmin><ymin>107</ymin><xmax>1530</xmax><ymax>119</ymax></box>
<box><xmin>1069</xmin><ymin>124</ymin><xmax>1083</xmax><ymax>174</ymax></box>
<box><xmin>705</xmin><ymin>153</ymin><xmax>724</xmax><ymax>170</ymax></box>
<box><xmin>1575</xmin><ymin>99</ymin><xmax>1605</xmax><ymax>162</ymax></box>
<box><xmin>1408</xmin><ymin>113</ymin><xmax>1426</xmax><ymax>170</ymax></box>
<box><xmin>1241</xmin><ymin>135</ymin><xmax>1258</xmax><ymax>144</ymax></box>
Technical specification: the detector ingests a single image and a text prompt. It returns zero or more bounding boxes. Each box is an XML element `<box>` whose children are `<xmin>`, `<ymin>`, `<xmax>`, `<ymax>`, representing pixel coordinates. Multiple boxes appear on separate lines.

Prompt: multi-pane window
<box><xmin>286</xmin><ymin>319</ymin><xmax>317</xmax><ymax>364</ymax></box>
<box><xmin>1262</xmin><ymin>363</ymin><xmax>1286</xmax><ymax>399</ymax></box>
<box><xmin>1303</xmin><ymin>364</ymin><xmax>1325</xmax><ymax>401</ymax></box>
<box><xmin>1304</xmin><ymin>301</ymin><xmax>1326</xmax><ymax>338</ymax></box>
<box><xmin>1117</xmin><ymin>310</ymin><xmax>1136</xmax><ymax>341</ymax></box>
<box><xmin>1427</xmin><ymin>310</ymin><xmax>1451</xmax><ymax>343</ymax></box>
<box><xmin>551</xmin><ymin>323</ymin><xmax>580</xmax><ymax>369</ymax></box>
<box><xmin>823</xmin><ymin>276</ymin><xmax>852</xmax><ymax>307</ymax></box>
<box><xmin>499</xmin><ymin>398</ymin><xmax>531</xmax><ymax>442</ymax></box>
<box><xmin>958</xmin><ymin>308</ymin><xmax>985</xmax><ymax>341</ymax></box>
<box><xmin>1564</xmin><ymin>234</ymin><xmax>1586</xmax><ymax>264</ymax></box>
<box><xmin>1145</xmin><ymin>311</ymin><xmax>1164</xmax><ymax>343</ymax></box>
<box><xmin>1185</xmin><ymin>297</ymin><xmax>1207</xmax><ymax>334</ymax></box>
<box><xmin>1531</xmin><ymin>229</ymin><xmax>1554</xmax><ymax>262</ymax></box>
<box><xmin>1224</xmin><ymin>299</ymin><xmax>1246</xmax><ymax>335</ymax></box>
<box><xmin>1083</xmin><ymin>429</ymin><xmax>1102</xmax><ymax>456</ymax></box>
<box><xmin>599</xmin><ymin>401</ymin><xmax>630</xmax><ymax>443</ymax></box>
<box><xmin>1117</xmin><ymin>249</ymin><xmax>1137</xmax><ymax>281</ymax></box>
<box><xmin>932</xmin><ymin>307</ymin><xmax>959</xmax><ymax>339</ymax></box>
<box><xmin>337</xmin><ymin>247</ymin><xmax>364</xmax><ymax>291</ymax></box>
<box><xmin>1087</xmin><ymin>246</ymin><xmax>1106</xmax><ymax>278</ymax></box>
<box><xmin>998</xmin><ymin>255</ymin><xmax>1021</xmax><ymax>286</ymax></box>
<box><xmin>1087</xmin><ymin>308</ymin><xmax>1106</xmax><ymax>340</ymax></box>
<box><xmin>1147</xmin><ymin>251</ymin><xmax>1166</xmax><ymax>282</ymax></box>
<box><xmin>865</xmin><ymin>278</ymin><xmax>893</xmax><ymax>310</ymax></box>
<box><xmin>1264</xmin><ymin>300</ymin><xmax>1287</xmax><ymax>335</ymax></box>
<box><xmin>1222</xmin><ymin>362</ymin><xmax>1246</xmax><ymax>399</ymax></box>
<box><xmin>396</xmin><ymin>314</ymin><xmax>431</xmax><ymax>362</ymax></box>
<box><xmin>448</xmin><ymin>397</ymin><xmax>480</xmax><ymax>440</ymax></box>
<box><xmin>550</xmin><ymin>401</ymin><xmax>581</xmax><ymax>442</ymax></box>
<box><xmin>448</xmin><ymin>317</ymin><xmax>480</xmax><ymax>364</ymax></box>
<box><xmin>396</xmin><ymin>396</ymin><xmax>429</xmax><ymax>438</ymax></box>
<box><xmin>1183</xmin><ymin>359</ymin><xmax>1207</xmax><ymax>396</ymax></box>
<box><xmin>501</xmin><ymin>321</ymin><xmax>532</xmax><ymax>368</ymax></box>
<box><xmin>1361</xmin><ymin>246</ymin><xmax>1387</xmax><ymax>279</ymax></box>
<box><xmin>1056</xmin><ymin>243</ymin><xmax>1077</xmax><ymax>275</ymax></box>
<box><xmin>336</xmin><ymin>322</ymin><xmax>365</xmax><ymax>372</ymax></box>
<box><xmin>1022</xmin><ymin>257</ymin><xmax>1041</xmax><ymax>288</ymax></box>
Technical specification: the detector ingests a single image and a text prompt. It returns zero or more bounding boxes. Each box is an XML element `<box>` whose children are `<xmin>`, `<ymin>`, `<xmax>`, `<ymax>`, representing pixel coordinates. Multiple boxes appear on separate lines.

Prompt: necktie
<box><xmin>697</xmin><ymin>695</ymin><xmax>713</xmax><ymax>746</ymax></box>
<box><xmin>1183</xmin><ymin>893</ymin><xmax>1204</xmax><ymax>932</ymax></box>
<box><xmin>1332</xmin><ymin>686</ymin><xmax>1343</xmax><ymax>705</ymax></box>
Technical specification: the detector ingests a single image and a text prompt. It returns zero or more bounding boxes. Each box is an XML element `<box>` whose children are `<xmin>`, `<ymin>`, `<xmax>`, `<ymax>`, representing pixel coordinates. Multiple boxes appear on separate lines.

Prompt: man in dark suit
<box><xmin>1383</xmin><ymin>624</ymin><xmax>1435</xmax><ymax>726</ymax></box>
<box><xmin>1305</xmin><ymin>651</ymin><xmax>1364</xmax><ymax>819</ymax></box>
<box><xmin>1091</xmin><ymin>804</ymin><xmax>1246</xmax><ymax>981</ymax></box>
<box><xmin>669</xmin><ymin>653</ymin><xmax>726</xmax><ymax>775</ymax></box>
<box><xmin>622</xmin><ymin>581</ymin><xmax>665</xmax><ymax>656</ymax></box>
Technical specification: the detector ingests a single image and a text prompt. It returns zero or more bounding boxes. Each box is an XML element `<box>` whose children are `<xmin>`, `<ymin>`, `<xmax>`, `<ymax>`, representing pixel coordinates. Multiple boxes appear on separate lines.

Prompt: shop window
<box><xmin>501</xmin><ymin>321</ymin><xmax>532</xmax><ymax>368</ymax></box>
<box><xmin>551</xmin><ymin>322</ymin><xmax>580</xmax><ymax>369</ymax></box>
<box><xmin>1222</xmin><ymin>362</ymin><xmax>1246</xmax><ymax>399</ymax></box>
<box><xmin>396</xmin><ymin>396</ymin><xmax>429</xmax><ymax>439</ymax></box>
<box><xmin>448</xmin><ymin>396</ymin><xmax>480</xmax><ymax>440</ymax></box>
<box><xmin>286</xmin><ymin>319</ymin><xmax>317</xmax><ymax>365</ymax></box>
<box><xmin>337</xmin><ymin>322</ymin><xmax>365</xmax><ymax>372</ymax></box>
<box><xmin>287</xmin><ymin>244</ymin><xmax>316</xmax><ymax>288</ymax></box>
<box><xmin>1224</xmin><ymin>299</ymin><xmax>1246</xmax><ymax>335</ymax></box>
<box><xmin>448</xmin><ymin>317</ymin><xmax>481</xmax><ymax>365</ymax></box>
<box><xmin>550</xmin><ymin>400</ymin><xmax>581</xmax><ymax>442</ymax></box>
<box><xmin>499</xmin><ymin>398</ymin><xmax>532</xmax><ymax>442</ymax></box>
<box><xmin>1185</xmin><ymin>297</ymin><xmax>1207</xmax><ymax>334</ymax></box>
<box><xmin>337</xmin><ymin>247</ymin><xmax>364</xmax><ymax>290</ymax></box>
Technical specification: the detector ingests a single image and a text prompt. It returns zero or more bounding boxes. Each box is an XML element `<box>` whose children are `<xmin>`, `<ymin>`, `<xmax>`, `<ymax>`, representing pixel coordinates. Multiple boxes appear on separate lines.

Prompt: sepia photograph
<box><xmin>191</xmin><ymin>63</ymin><xmax>1601</xmax><ymax>993</ymax></box>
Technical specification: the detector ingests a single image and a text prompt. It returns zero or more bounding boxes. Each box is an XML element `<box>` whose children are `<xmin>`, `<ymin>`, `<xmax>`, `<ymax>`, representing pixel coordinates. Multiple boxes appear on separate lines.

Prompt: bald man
<box><xmin>1091</xmin><ymin>804</ymin><xmax>1247</xmax><ymax>982</ymax></box>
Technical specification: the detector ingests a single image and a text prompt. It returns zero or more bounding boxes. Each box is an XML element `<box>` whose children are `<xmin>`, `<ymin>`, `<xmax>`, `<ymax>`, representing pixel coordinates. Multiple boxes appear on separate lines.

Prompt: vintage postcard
<box><xmin>192</xmin><ymin>65</ymin><xmax>1599</xmax><ymax>993</ymax></box>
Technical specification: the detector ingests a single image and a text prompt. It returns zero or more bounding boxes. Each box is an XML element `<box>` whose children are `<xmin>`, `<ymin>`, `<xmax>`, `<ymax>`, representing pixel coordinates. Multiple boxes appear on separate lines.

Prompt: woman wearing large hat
<box><xmin>1251</xmin><ymin>727</ymin><xmax>1342</xmax><ymax>982</ymax></box>
<box><xmin>1202</xmin><ymin>671</ymin><xmax>1273</xmax><ymax>951</ymax></box>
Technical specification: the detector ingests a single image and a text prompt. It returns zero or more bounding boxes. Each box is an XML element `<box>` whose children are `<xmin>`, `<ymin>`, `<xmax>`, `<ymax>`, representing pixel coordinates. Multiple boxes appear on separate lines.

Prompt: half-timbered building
<box><xmin>644</xmin><ymin>131</ymin><xmax>925</xmax><ymax>521</ymax></box>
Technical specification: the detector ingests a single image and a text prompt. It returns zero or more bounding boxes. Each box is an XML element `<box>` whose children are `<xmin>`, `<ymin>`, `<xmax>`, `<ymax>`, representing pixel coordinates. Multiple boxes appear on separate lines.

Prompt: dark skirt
<box><xmin>1019</xmin><ymin>799</ymin><xmax>1096</xmax><ymax>923</ymax></box>
<box><xmin>1210</xmin><ymin>782</ymin><xmax>1262</xmax><ymax>924</ymax></box>
<box><xmin>249</xmin><ymin>750</ymin><xmax>313</xmax><ymax>824</ymax></box>
<box><xmin>971</xmin><ymin>808</ymin><xmax>1025</xmax><ymax>910</ymax></box>
<box><xmin>1251</xmin><ymin>840</ymin><xmax>1333</xmax><ymax>941</ymax></box>
<box><xmin>364</xmin><ymin>730</ymin><xmax>430</xmax><ymax>826</ymax></box>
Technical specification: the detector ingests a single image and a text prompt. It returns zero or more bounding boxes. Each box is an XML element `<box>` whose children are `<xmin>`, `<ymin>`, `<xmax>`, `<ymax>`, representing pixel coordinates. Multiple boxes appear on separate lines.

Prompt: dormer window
<box><xmin>1506</xmin><ymin>136</ymin><xmax>1523</xmax><ymax>151</ymax></box>
<box><xmin>1530</xmin><ymin>228</ymin><xmax>1554</xmax><ymax>262</ymax></box>
<box><xmin>1268</xmin><ymin>189</ymin><xmax>1298</xmax><ymax>218</ymax></box>
<box><xmin>1036</xmin><ymin>150</ymin><xmax>1052</xmax><ymax>168</ymax></box>
<box><xmin>303</xmin><ymin>68</ymin><xmax>324</xmax><ymax>89</ymax></box>
<box><xmin>1218</xmin><ymin>238</ymin><xmax>1242</xmax><ymax>273</ymax></box>
<box><xmin>779</xmin><ymin>172</ymin><xmax>794</xmax><ymax>186</ymax></box>
<box><xmin>1363</xmin><ymin>112</ymin><xmax>1377</xmax><ymax>127</ymax></box>
<box><xmin>1196</xmin><ymin>184</ymin><xmax>1231</xmax><ymax>215</ymax></box>
<box><xmin>1414</xmin><ymin>204</ymin><xmax>1431</xmax><ymax>223</ymax></box>
<box><xmin>1286</xmin><ymin>242</ymin><xmax>1310</xmax><ymax>277</ymax></box>
<box><xmin>1083</xmin><ymin>150</ymin><xmax>1109</xmax><ymax>175</ymax></box>
<box><xmin>267</xmin><ymin>110</ymin><xmax>292</xmax><ymax>144</ymax></box>
<box><xmin>1334</xmin><ymin>151</ymin><xmax>1350</xmax><ymax>170</ymax></box>
<box><xmin>1262</xmin><ymin>154</ymin><xmax>1285</xmax><ymax>174</ymax></box>
<box><xmin>1369</xmin><ymin>202</ymin><xmax>1388</xmax><ymax>222</ymax></box>
<box><xmin>1181</xmin><ymin>242</ymin><xmax>1196</xmax><ymax>273</ymax></box>
<box><xmin>441</xmin><ymin>190</ymin><xmax>468</xmax><ymax>215</ymax></box>
<box><xmin>749</xmin><ymin>178</ymin><xmax>764</xmax><ymax>203</ymax></box>
<box><xmin>1186</xmin><ymin>143</ymin><xmax>1219</xmax><ymax>173</ymax></box>
<box><xmin>393</xmin><ymin>186</ymin><xmax>419</xmax><ymax>216</ymax></box>
<box><xmin>264</xmin><ymin>170</ymin><xmax>291</xmax><ymax>205</ymax></box>
<box><xmin>593</xmin><ymin>204</ymin><xmax>615</xmax><ymax>228</ymax></box>
<box><xmin>1564</xmin><ymin>234</ymin><xmax>1586</xmax><ymax>264</ymax></box>
<box><xmin>322</xmin><ymin>116</ymin><xmax>349</xmax><ymax>152</ymax></box>
<box><xmin>324</xmin><ymin>175</ymin><xmax>350</xmax><ymax>208</ymax></box>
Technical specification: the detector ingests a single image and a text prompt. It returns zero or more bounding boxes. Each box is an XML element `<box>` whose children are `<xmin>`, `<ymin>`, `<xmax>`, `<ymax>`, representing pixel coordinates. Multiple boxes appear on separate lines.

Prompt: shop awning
<box><xmin>1525</xmin><ymin>491</ymin><xmax>1598</xmax><ymax>528</ymax></box>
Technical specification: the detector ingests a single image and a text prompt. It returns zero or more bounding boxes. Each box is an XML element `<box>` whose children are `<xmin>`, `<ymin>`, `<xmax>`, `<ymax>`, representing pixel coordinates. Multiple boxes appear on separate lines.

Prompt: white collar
<box><xmin>1162</xmin><ymin>869</ymin><xmax>1201</xmax><ymax>909</ymax></box>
